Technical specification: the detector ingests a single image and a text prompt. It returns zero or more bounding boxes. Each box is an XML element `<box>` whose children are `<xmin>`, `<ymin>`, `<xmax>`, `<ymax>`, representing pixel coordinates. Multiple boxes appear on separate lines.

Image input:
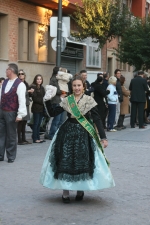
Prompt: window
<box><xmin>0</xmin><ymin>13</ymin><xmax>8</xmax><ymax>59</ymax></box>
<box><xmin>145</xmin><ymin>2</ymin><xmax>149</xmax><ymax>18</ymax></box>
<box><xmin>86</xmin><ymin>37</ymin><xmax>101</xmax><ymax>68</ymax></box>
<box><xmin>18</xmin><ymin>19</ymin><xmax>48</xmax><ymax>62</ymax></box>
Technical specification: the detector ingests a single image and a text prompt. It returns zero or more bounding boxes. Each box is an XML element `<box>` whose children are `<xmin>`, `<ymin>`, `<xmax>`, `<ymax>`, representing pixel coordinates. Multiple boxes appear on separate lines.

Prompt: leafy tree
<box><xmin>71</xmin><ymin>0</ymin><xmax>132</xmax><ymax>49</ymax></box>
<box><xmin>114</xmin><ymin>16</ymin><xmax>150</xmax><ymax>71</ymax></box>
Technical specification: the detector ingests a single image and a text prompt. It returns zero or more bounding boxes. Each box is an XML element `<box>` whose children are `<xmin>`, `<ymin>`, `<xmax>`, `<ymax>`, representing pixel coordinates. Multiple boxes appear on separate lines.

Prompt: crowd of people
<box><xmin>0</xmin><ymin>63</ymin><xmax>150</xmax><ymax>203</ymax></box>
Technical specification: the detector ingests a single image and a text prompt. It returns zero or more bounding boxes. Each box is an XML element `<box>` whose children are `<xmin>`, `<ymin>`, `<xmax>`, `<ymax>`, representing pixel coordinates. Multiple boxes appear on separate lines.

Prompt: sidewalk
<box><xmin>0</xmin><ymin>116</ymin><xmax>150</xmax><ymax>225</ymax></box>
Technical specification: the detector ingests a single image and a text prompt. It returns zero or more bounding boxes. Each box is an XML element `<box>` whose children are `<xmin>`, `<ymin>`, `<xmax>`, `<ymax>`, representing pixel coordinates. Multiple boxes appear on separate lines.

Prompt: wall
<box><xmin>0</xmin><ymin>0</ymin><xmax>55</xmax><ymax>85</ymax></box>
<box><xmin>132</xmin><ymin>0</ymin><xmax>146</xmax><ymax>18</ymax></box>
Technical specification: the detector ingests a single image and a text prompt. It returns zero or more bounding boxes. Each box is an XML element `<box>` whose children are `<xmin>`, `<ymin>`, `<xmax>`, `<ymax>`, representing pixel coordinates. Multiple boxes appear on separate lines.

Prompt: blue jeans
<box><xmin>49</xmin><ymin>104</ymin><xmax>66</xmax><ymax>139</ymax></box>
<box><xmin>32</xmin><ymin>112</ymin><xmax>43</xmax><ymax>142</ymax></box>
<box><xmin>107</xmin><ymin>104</ymin><xmax>116</xmax><ymax>130</ymax></box>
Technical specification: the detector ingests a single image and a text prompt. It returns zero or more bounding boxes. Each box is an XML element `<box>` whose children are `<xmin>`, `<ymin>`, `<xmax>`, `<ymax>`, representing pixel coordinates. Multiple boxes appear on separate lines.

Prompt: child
<box><xmin>43</xmin><ymin>85</ymin><xmax>57</xmax><ymax>102</ymax></box>
<box><xmin>56</xmin><ymin>67</ymin><xmax>72</xmax><ymax>97</ymax></box>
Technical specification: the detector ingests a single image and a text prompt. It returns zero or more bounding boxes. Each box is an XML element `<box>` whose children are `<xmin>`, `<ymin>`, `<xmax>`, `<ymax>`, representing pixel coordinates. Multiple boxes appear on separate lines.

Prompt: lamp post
<box><xmin>56</xmin><ymin>0</ymin><xmax>62</xmax><ymax>67</ymax></box>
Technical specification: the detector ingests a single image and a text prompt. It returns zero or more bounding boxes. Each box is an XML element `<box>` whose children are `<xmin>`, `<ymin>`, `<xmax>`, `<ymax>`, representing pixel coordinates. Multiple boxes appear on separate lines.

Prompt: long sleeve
<box><xmin>45</xmin><ymin>100</ymin><xmax>64</xmax><ymax>117</ymax></box>
<box><xmin>107</xmin><ymin>85</ymin><xmax>118</xmax><ymax>103</ymax></box>
<box><xmin>31</xmin><ymin>92</ymin><xmax>44</xmax><ymax>105</ymax></box>
<box><xmin>30</xmin><ymin>86</ymin><xmax>45</xmax><ymax>105</ymax></box>
<box><xmin>16</xmin><ymin>82</ymin><xmax>27</xmax><ymax>118</ymax></box>
<box><xmin>129</xmin><ymin>80</ymin><xmax>132</xmax><ymax>91</ymax></box>
<box><xmin>122</xmin><ymin>86</ymin><xmax>130</xmax><ymax>97</ymax></box>
<box><xmin>94</xmin><ymin>84</ymin><xmax>108</xmax><ymax>97</ymax></box>
<box><xmin>90</xmin><ymin>106</ymin><xmax>107</xmax><ymax>140</ymax></box>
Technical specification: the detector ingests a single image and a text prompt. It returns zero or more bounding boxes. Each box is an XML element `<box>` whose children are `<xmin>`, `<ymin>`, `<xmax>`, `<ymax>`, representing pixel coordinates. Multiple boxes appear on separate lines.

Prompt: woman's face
<box><xmin>72</xmin><ymin>80</ymin><xmax>84</xmax><ymax>96</ymax></box>
<box><xmin>36</xmin><ymin>76</ymin><xmax>43</xmax><ymax>85</ymax></box>
<box><xmin>18</xmin><ymin>71</ymin><xmax>25</xmax><ymax>81</ymax></box>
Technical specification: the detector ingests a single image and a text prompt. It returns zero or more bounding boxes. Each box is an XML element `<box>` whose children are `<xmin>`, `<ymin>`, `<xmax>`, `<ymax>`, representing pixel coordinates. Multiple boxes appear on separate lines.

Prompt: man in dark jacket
<box><xmin>129</xmin><ymin>70</ymin><xmax>148</xmax><ymax>128</ymax></box>
<box><xmin>114</xmin><ymin>69</ymin><xmax>123</xmax><ymax>128</ymax></box>
<box><xmin>80</xmin><ymin>70</ymin><xmax>94</xmax><ymax>95</ymax></box>
<box><xmin>91</xmin><ymin>76</ymin><xmax>110</xmax><ymax>129</ymax></box>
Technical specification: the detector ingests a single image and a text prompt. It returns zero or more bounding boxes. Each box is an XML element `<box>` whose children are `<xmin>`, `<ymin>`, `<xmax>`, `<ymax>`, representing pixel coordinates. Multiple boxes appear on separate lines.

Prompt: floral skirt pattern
<box><xmin>40</xmin><ymin>119</ymin><xmax>115</xmax><ymax>191</ymax></box>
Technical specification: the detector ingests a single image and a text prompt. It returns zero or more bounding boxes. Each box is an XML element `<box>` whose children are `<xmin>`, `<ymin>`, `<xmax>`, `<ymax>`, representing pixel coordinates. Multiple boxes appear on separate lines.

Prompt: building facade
<box><xmin>107</xmin><ymin>0</ymin><xmax>150</xmax><ymax>87</ymax></box>
<box><xmin>0</xmin><ymin>0</ymin><xmax>149</xmax><ymax>85</ymax></box>
<box><xmin>0</xmin><ymin>0</ymin><xmax>107</xmax><ymax>85</ymax></box>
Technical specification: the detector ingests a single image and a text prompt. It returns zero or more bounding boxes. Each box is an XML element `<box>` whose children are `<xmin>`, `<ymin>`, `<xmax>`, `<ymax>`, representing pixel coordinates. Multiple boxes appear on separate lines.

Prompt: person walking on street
<box><xmin>40</xmin><ymin>75</ymin><xmax>115</xmax><ymax>203</ymax></box>
<box><xmin>129</xmin><ymin>70</ymin><xmax>148</xmax><ymax>129</ymax></box>
<box><xmin>0</xmin><ymin>63</ymin><xmax>27</xmax><ymax>163</ymax></box>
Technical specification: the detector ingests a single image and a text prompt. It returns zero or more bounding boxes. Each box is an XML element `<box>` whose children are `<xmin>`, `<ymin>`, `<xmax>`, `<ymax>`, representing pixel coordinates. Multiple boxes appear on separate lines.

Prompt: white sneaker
<box><xmin>109</xmin><ymin>129</ymin><xmax>117</xmax><ymax>132</ymax></box>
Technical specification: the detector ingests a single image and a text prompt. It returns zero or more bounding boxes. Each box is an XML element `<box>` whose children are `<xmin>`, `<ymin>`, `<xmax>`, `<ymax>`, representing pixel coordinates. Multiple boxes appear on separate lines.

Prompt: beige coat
<box><xmin>120</xmin><ymin>85</ymin><xmax>130</xmax><ymax>115</ymax></box>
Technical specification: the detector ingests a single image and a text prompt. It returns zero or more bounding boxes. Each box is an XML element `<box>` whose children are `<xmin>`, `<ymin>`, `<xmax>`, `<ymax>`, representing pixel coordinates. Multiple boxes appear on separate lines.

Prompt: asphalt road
<box><xmin>0</xmin><ymin>117</ymin><xmax>150</xmax><ymax>225</ymax></box>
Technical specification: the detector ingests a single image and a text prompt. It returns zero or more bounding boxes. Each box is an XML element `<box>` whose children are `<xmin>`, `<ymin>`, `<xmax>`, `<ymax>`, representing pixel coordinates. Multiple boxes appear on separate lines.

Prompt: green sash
<box><xmin>67</xmin><ymin>94</ymin><xmax>109</xmax><ymax>166</ymax></box>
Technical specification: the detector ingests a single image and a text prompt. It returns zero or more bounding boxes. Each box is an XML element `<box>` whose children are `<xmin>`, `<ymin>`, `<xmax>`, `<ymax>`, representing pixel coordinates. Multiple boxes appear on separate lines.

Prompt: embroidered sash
<box><xmin>67</xmin><ymin>94</ymin><xmax>109</xmax><ymax>166</ymax></box>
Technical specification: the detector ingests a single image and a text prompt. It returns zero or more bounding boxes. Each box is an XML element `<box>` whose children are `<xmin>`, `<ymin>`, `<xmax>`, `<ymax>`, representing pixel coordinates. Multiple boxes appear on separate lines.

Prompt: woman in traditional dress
<box><xmin>40</xmin><ymin>76</ymin><xmax>115</xmax><ymax>203</ymax></box>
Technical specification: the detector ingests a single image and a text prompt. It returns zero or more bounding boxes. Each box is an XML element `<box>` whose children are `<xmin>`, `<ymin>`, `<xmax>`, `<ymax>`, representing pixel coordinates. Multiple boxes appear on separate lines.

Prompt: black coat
<box><xmin>129</xmin><ymin>76</ymin><xmax>148</xmax><ymax>102</ymax></box>
<box><xmin>92</xmin><ymin>82</ymin><xmax>109</xmax><ymax>122</ymax></box>
<box><xmin>116</xmin><ymin>78</ymin><xmax>123</xmax><ymax>102</ymax></box>
<box><xmin>30</xmin><ymin>85</ymin><xmax>45</xmax><ymax>113</ymax></box>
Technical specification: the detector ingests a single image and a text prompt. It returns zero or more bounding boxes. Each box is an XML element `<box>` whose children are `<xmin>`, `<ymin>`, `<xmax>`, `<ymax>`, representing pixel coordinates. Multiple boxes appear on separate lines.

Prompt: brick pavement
<box><xmin>0</xmin><ymin>117</ymin><xmax>150</xmax><ymax>225</ymax></box>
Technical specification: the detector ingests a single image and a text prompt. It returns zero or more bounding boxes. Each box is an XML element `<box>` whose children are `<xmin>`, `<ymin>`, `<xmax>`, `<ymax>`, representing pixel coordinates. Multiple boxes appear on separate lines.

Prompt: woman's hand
<box><xmin>61</xmin><ymin>93</ymin><xmax>67</xmax><ymax>98</ymax></box>
<box><xmin>101</xmin><ymin>139</ymin><xmax>108</xmax><ymax>148</ymax></box>
<box><xmin>28</xmin><ymin>88</ymin><xmax>34</xmax><ymax>93</ymax></box>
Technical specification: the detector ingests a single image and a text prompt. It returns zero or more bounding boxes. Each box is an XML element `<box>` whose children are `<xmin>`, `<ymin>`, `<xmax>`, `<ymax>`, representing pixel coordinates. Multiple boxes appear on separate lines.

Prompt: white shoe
<box><xmin>109</xmin><ymin>129</ymin><xmax>117</xmax><ymax>132</ymax></box>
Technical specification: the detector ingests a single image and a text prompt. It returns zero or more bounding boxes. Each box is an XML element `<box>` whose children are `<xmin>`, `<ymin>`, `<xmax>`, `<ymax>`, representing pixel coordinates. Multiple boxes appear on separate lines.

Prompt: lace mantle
<box><xmin>60</xmin><ymin>94</ymin><xmax>97</xmax><ymax>117</ymax></box>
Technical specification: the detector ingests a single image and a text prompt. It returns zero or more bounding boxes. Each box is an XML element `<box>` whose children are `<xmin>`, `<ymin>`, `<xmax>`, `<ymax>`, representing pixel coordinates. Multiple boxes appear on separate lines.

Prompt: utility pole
<box><xmin>56</xmin><ymin>0</ymin><xmax>62</xmax><ymax>67</ymax></box>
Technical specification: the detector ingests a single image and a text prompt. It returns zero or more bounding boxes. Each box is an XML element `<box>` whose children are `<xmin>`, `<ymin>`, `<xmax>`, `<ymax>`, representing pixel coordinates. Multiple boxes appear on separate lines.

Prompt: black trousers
<box><xmin>117</xmin><ymin>115</ymin><xmax>125</xmax><ymax>127</ymax></box>
<box><xmin>130</xmin><ymin>102</ymin><xmax>145</xmax><ymax>128</ymax></box>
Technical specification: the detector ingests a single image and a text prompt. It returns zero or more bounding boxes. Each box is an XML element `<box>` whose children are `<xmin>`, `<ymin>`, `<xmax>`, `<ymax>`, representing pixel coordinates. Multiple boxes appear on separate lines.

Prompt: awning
<box><xmin>66</xmin><ymin>36</ymin><xmax>87</xmax><ymax>46</ymax></box>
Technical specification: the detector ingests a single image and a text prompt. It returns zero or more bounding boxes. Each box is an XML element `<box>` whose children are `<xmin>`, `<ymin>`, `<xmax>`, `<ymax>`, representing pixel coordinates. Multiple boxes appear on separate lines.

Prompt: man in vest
<box><xmin>0</xmin><ymin>63</ymin><xmax>27</xmax><ymax>163</ymax></box>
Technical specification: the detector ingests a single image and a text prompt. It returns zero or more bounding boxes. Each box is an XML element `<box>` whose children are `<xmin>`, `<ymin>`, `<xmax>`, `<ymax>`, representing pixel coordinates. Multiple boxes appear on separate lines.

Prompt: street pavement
<box><xmin>0</xmin><ymin>117</ymin><xmax>150</xmax><ymax>225</ymax></box>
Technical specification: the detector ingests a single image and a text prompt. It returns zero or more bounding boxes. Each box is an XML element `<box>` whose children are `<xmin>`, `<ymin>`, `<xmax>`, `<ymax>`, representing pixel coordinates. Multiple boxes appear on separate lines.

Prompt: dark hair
<box><xmin>71</xmin><ymin>75</ymin><xmax>86</xmax><ymax>93</ymax></box>
<box><xmin>114</xmin><ymin>69</ymin><xmax>121</xmax><ymax>75</ymax></box>
<box><xmin>97</xmin><ymin>72</ymin><xmax>103</xmax><ymax>78</ymax></box>
<box><xmin>80</xmin><ymin>70</ymin><xmax>87</xmax><ymax>74</ymax></box>
<box><xmin>138</xmin><ymin>70</ymin><xmax>144</xmax><ymax>76</ymax></box>
<box><xmin>103</xmin><ymin>73</ymin><xmax>109</xmax><ymax>79</ymax></box>
<box><xmin>0</xmin><ymin>77</ymin><xmax>5</xmax><ymax>82</ymax></box>
<box><xmin>32</xmin><ymin>74</ymin><xmax>43</xmax><ymax>86</ymax></box>
<box><xmin>120</xmin><ymin>76</ymin><xmax>125</xmax><ymax>86</ymax></box>
<box><xmin>8</xmin><ymin>63</ymin><xmax>18</xmax><ymax>75</ymax></box>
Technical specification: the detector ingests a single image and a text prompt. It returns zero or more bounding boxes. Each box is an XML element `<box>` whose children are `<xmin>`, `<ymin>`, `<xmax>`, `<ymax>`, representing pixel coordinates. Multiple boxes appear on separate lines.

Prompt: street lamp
<box><xmin>56</xmin><ymin>0</ymin><xmax>69</xmax><ymax>67</ymax></box>
<box><xmin>56</xmin><ymin>0</ymin><xmax>62</xmax><ymax>67</ymax></box>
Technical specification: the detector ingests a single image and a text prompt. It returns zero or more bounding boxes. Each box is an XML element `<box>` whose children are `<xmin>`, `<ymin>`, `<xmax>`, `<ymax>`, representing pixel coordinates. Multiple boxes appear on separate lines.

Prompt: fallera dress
<box><xmin>39</xmin><ymin>94</ymin><xmax>115</xmax><ymax>191</ymax></box>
